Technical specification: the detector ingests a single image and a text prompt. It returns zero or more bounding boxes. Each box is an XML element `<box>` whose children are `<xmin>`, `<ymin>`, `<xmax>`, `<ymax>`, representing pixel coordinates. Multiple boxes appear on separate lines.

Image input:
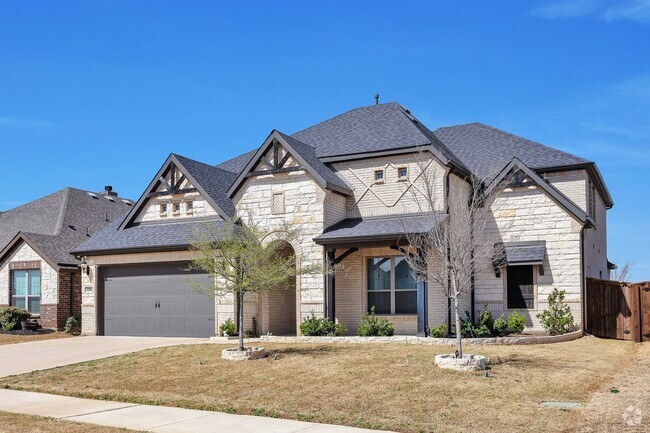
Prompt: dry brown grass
<box><xmin>0</xmin><ymin>411</ymin><xmax>140</xmax><ymax>433</ymax></box>
<box><xmin>0</xmin><ymin>338</ymin><xmax>636</xmax><ymax>433</ymax></box>
<box><xmin>0</xmin><ymin>332</ymin><xmax>71</xmax><ymax>346</ymax></box>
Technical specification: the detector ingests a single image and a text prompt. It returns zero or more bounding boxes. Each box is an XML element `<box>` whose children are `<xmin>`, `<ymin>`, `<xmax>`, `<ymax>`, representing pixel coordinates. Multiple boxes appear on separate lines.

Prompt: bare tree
<box><xmin>188</xmin><ymin>218</ymin><xmax>321</xmax><ymax>351</ymax></box>
<box><xmin>403</xmin><ymin>150</ymin><xmax>511</xmax><ymax>358</ymax></box>
<box><xmin>612</xmin><ymin>261</ymin><xmax>633</xmax><ymax>282</ymax></box>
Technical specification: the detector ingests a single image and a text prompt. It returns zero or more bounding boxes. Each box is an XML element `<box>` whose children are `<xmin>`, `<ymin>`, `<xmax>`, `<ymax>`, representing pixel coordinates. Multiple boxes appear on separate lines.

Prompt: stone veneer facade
<box><xmin>0</xmin><ymin>241</ymin><xmax>81</xmax><ymax>329</ymax></box>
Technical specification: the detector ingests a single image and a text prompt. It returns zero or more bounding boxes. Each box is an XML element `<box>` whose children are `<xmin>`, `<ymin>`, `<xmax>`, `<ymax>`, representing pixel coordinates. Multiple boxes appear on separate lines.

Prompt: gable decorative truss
<box><xmin>227</xmin><ymin>130</ymin><xmax>353</xmax><ymax>198</ymax></box>
<box><xmin>486</xmin><ymin>157</ymin><xmax>591</xmax><ymax>226</ymax></box>
<box><xmin>119</xmin><ymin>154</ymin><xmax>232</xmax><ymax>230</ymax></box>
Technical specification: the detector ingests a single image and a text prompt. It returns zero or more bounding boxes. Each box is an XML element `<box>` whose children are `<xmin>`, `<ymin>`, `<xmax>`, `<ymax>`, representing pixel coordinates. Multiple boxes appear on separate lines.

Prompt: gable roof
<box><xmin>216</xmin><ymin>149</ymin><xmax>257</xmax><ymax>174</ymax></box>
<box><xmin>0</xmin><ymin>188</ymin><xmax>132</xmax><ymax>268</ymax></box>
<box><xmin>119</xmin><ymin>153</ymin><xmax>237</xmax><ymax>230</ymax></box>
<box><xmin>227</xmin><ymin>130</ymin><xmax>353</xmax><ymax>198</ymax></box>
<box><xmin>434</xmin><ymin>122</ymin><xmax>613</xmax><ymax>207</ymax></box>
<box><xmin>486</xmin><ymin>157</ymin><xmax>590</xmax><ymax>225</ymax></box>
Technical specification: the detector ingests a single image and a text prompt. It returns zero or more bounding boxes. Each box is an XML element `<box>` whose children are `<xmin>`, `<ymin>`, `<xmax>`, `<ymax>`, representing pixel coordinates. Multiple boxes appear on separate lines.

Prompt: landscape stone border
<box><xmin>221</xmin><ymin>346</ymin><xmax>267</xmax><ymax>361</ymax></box>
<box><xmin>259</xmin><ymin>330</ymin><xmax>583</xmax><ymax>346</ymax></box>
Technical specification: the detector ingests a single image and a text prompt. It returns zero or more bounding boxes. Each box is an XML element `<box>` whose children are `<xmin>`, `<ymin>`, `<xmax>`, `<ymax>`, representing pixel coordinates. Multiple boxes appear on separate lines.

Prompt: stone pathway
<box><xmin>577</xmin><ymin>342</ymin><xmax>650</xmax><ymax>432</ymax></box>
<box><xmin>0</xmin><ymin>389</ymin><xmax>394</xmax><ymax>433</ymax></box>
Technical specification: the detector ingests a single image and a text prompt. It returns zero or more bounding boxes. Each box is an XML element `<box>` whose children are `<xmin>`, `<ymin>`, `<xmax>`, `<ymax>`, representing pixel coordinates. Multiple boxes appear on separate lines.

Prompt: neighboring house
<box><xmin>74</xmin><ymin>102</ymin><xmax>613</xmax><ymax>338</ymax></box>
<box><xmin>0</xmin><ymin>187</ymin><xmax>132</xmax><ymax>329</ymax></box>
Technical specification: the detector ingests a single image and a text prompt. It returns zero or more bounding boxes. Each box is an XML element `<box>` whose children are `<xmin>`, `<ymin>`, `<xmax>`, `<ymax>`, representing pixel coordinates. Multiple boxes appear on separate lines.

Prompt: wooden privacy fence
<box><xmin>586</xmin><ymin>278</ymin><xmax>650</xmax><ymax>342</ymax></box>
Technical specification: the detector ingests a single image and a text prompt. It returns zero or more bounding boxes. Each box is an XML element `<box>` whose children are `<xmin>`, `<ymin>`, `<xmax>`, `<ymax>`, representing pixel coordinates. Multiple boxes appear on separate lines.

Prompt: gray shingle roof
<box><xmin>434</xmin><ymin>123</ymin><xmax>590</xmax><ymax>182</ymax></box>
<box><xmin>73</xmin><ymin>217</ymin><xmax>227</xmax><ymax>255</ymax></box>
<box><xmin>314</xmin><ymin>213</ymin><xmax>446</xmax><ymax>244</ymax></box>
<box><xmin>216</xmin><ymin>149</ymin><xmax>257</xmax><ymax>174</ymax></box>
<box><xmin>293</xmin><ymin>102</ymin><xmax>462</xmax><ymax>162</ymax></box>
<box><xmin>494</xmin><ymin>241</ymin><xmax>547</xmax><ymax>266</ymax></box>
<box><xmin>275</xmin><ymin>131</ymin><xmax>352</xmax><ymax>194</ymax></box>
<box><xmin>0</xmin><ymin>188</ymin><xmax>132</xmax><ymax>267</ymax></box>
<box><xmin>173</xmin><ymin>154</ymin><xmax>238</xmax><ymax>217</ymax></box>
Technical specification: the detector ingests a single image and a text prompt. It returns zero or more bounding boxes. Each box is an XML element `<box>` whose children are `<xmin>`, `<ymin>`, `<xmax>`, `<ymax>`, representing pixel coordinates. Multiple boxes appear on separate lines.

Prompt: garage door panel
<box><xmin>102</xmin><ymin>262</ymin><xmax>215</xmax><ymax>338</ymax></box>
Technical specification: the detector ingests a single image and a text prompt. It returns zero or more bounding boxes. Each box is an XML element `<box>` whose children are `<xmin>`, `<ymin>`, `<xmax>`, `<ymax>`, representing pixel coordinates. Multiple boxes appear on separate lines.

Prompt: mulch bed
<box><xmin>0</xmin><ymin>329</ymin><xmax>56</xmax><ymax>336</ymax></box>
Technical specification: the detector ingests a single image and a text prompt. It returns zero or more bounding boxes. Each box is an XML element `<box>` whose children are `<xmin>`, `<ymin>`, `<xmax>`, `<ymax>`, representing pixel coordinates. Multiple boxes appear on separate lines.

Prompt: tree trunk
<box><xmin>451</xmin><ymin>279</ymin><xmax>463</xmax><ymax>358</ymax></box>
<box><xmin>238</xmin><ymin>291</ymin><xmax>244</xmax><ymax>351</ymax></box>
<box><xmin>454</xmin><ymin>295</ymin><xmax>463</xmax><ymax>358</ymax></box>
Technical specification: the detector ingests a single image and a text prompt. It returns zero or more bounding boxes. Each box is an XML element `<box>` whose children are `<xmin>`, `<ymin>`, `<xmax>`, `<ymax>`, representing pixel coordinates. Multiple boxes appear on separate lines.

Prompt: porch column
<box><xmin>326</xmin><ymin>249</ymin><xmax>336</xmax><ymax>321</ymax></box>
<box><xmin>416</xmin><ymin>248</ymin><xmax>428</xmax><ymax>337</ymax></box>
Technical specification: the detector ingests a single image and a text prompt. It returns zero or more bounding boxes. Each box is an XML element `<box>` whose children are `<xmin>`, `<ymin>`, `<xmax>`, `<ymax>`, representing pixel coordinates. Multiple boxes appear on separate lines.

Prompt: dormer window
<box><xmin>397</xmin><ymin>166</ymin><xmax>408</xmax><ymax>181</ymax></box>
<box><xmin>185</xmin><ymin>201</ymin><xmax>194</xmax><ymax>214</ymax></box>
<box><xmin>172</xmin><ymin>202</ymin><xmax>181</xmax><ymax>215</ymax></box>
<box><xmin>374</xmin><ymin>169</ymin><xmax>385</xmax><ymax>184</ymax></box>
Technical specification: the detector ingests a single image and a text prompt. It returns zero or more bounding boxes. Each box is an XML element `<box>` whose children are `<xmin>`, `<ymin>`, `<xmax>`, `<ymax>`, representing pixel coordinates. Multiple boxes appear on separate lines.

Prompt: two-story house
<box><xmin>73</xmin><ymin>102</ymin><xmax>612</xmax><ymax>337</ymax></box>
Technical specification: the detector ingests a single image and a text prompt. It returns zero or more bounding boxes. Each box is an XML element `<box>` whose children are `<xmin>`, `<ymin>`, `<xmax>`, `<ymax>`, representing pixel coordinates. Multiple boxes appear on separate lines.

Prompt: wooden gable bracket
<box><xmin>334</xmin><ymin>247</ymin><xmax>359</xmax><ymax>265</ymax></box>
<box><xmin>147</xmin><ymin>163</ymin><xmax>197</xmax><ymax>198</ymax></box>
<box><xmin>244</xmin><ymin>139</ymin><xmax>304</xmax><ymax>178</ymax></box>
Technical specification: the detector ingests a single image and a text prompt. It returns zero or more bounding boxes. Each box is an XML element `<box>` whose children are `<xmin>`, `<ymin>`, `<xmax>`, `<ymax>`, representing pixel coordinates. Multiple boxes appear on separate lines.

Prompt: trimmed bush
<box><xmin>219</xmin><ymin>318</ymin><xmax>237</xmax><ymax>337</ymax></box>
<box><xmin>0</xmin><ymin>306</ymin><xmax>31</xmax><ymax>331</ymax></box>
<box><xmin>358</xmin><ymin>307</ymin><xmax>394</xmax><ymax>336</ymax></box>
<box><xmin>537</xmin><ymin>288</ymin><xmax>575</xmax><ymax>335</ymax></box>
<box><xmin>492</xmin><ymin>315</ymin><xmax>508</xmax><ymax>336</ymax></box>
<box><xmin>429</xmin><ymin>323</ymin><xmax>446</xmax><ymax>338</ymax></box>
<box><xmin>300</xmin><ymin>312</ymin><xmax>346</xmax><ymax>336</ymax></box>
<box><xmin>507</xmin><ymin>311</ymin><xmax>526</xmax><ymax>334</ymax></box>
<box><xmin>476</xmin><ymin>308</ymin><xmax>494</xmax><ymax>334</ymax></box>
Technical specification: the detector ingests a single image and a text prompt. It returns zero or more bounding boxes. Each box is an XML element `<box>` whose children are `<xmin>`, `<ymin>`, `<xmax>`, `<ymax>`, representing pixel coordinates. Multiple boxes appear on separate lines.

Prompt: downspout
<box><xmin>445</xmin><ymin>167</ymin><xmax>452</xmax><ymax>332</ymax></box>
<box><xmin>581</xmin><ymin>225</ymin><xmax>587</xmax><ymax>334</ymax></box>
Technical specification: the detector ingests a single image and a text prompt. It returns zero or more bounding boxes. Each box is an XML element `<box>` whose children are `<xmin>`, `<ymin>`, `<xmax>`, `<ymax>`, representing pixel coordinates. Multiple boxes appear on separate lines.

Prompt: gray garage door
<box><xmin>100</xmin><ymin>262</ymin><xmax>215</xmax><ymax>337</ymax></box>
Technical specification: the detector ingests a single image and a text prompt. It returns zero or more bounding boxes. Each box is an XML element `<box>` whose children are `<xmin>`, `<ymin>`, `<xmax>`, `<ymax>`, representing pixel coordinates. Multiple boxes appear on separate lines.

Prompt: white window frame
<box><xmin>12</xmin><ymin>269</ymin><xmax>41</xmax><ymax>315</ymax></box>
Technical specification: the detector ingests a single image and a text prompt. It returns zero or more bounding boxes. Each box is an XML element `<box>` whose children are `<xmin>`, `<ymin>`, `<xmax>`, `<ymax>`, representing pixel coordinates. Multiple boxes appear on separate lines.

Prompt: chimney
<box><xmin>99</xmin><ymin>185</ymin><xmax>118</xmax><ymax>197</ymax></box>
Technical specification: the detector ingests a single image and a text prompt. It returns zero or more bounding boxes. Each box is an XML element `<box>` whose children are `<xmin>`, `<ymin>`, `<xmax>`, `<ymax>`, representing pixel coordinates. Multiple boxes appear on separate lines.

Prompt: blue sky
<box><xmin>1</xmin><ymin>0</ymin><xmax>649</xmax><ymax>279</ymax></box>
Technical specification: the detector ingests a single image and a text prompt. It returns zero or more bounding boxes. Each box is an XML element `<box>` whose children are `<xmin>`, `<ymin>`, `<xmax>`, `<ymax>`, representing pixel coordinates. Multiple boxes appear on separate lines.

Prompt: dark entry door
<box><xmin>101</xmin><ymin>262</ymin><xmax>215</xmax><ymax>337</ymax></box>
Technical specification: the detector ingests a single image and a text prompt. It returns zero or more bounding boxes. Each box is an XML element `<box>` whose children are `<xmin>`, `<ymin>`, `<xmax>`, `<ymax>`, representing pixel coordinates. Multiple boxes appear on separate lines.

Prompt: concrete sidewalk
<box><xmin>0</xmin><ymin>389</ymin><xmax>393</xmax><ymax>433</ymax></box>
<box><xmin>0</xmin><ymin>336</ymin><xmax>204</xmax><ymax>377</ymax></box>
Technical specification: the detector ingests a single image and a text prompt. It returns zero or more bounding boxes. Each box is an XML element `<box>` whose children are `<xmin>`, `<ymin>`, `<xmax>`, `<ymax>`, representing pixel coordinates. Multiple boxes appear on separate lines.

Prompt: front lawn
<box><xmin>0</xmin><ymin>331</ymin><xmax>71</xmax><ymax>346</ymax></box>
<box><xmin>0</xmin><ymin>411</ymin><xmax>140</xmax><ymax>433</ymax></box>
<box><xmin>0</xmin><ymin>338</ymin><xmax>636</xmax><ymax>433</ymax></box>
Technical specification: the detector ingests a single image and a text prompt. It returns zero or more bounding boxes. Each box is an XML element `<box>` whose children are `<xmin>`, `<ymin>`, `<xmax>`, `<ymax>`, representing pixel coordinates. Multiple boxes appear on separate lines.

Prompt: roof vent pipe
<box><xmin>374</xmin><ymin>94</ymin><xmax>379</xmax><ymax>105</ymax></box>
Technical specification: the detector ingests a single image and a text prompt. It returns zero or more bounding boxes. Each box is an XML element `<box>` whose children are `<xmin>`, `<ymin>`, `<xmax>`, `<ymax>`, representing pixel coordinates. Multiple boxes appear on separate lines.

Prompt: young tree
<box><xmin>188</xmin><ymin>218</ymin><xmax>320</xmax><ymax>351</ymax></box>
<box><xmin>403</xmin><ymin>151</ymin><xmax>511</xmax><ymax>358</ymax></box>
<box><xmin>612</xmin><ymin>261</ymin><xmax>633</xmax><ymax>282</ymax></box>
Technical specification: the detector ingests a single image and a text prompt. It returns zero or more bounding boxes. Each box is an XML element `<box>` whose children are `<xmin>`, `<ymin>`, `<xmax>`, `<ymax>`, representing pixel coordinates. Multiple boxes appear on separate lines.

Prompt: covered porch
<box><xmin>314</xmin><ymin>213</ymin><xmax>446</xmax><ymax>336</ymax></box>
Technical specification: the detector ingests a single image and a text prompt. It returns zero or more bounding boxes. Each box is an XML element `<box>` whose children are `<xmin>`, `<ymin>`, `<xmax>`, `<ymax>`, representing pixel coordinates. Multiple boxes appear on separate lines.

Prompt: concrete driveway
<box><xmin>0</xmin><ymin>336</ymin><xmax>205</xmax><ymax>377</ymax></box>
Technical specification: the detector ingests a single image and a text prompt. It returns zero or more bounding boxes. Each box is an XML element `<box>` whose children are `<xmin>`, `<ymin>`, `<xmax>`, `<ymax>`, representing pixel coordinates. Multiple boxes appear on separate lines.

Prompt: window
<box><xmin>12</xmin><ymin>270</ymin><xmax>41</xmax><ymax>314</ymax></box>
<box><xmin>272</xmin><ymin>192</ymin><xmax>285</xmax><ymax>214</ymax></box>
<box><xmin>159</xmin><ymin>203</ymin><xmax>168</xmax><ymax>216</ymax></box>
<box><xmin>172</xmin><ymin>202</ymin><xmax>181</xmax><ymax>215</ymax></box>
<box><xmin>185</xmin><ymin>201</ymin><xmax>194</xmax><ymax>213</ymax></box>
<box><xmin>367</xmin><ymin>257</ymin><xmax>417</xmax><ymax>314</ymax></box>
<box><xmin>506</xmin><ymin>265</ymin><xmax>535</xmax><ymax>309</ymax></box>
<box><xmin>397</xmin><ymin>166</ymin><xmax>408</xmax><ymax>180</ymax></box>
<box><xmin>374</xmin><ymin>169</ymin><xmax>385</xmax><ymax>183</ymax></box>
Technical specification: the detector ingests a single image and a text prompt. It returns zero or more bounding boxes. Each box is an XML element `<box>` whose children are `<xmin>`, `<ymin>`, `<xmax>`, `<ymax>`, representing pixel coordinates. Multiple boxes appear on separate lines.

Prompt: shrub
<box><xmin>358</xmin><ymin>307</ymin><xmax>394</xmax><ymax>336</ymax></box>
<box><xmin>219</xmin><ymin>318</ymin><xmax>237</xmax><ymax>337</ymax></box>
<box><xmin>300</xmin><ymin>312</ymin><xmax>346</xmax><ymax>336</ymax></box>
<box><xmin>429</xmin><ymin>323</ymin><xmax>446</xmax><ymax>338</ymax></box>
<box><xmin>507</xmin><ymin>311</ymin><xmax>526</xmax><ymax>334</ymax></box>
<box><xmin>0</xmin><ymin>306</ymin><xmax>31</xmax><ymax>330</ymax></box>
<box><xmin>476</xmin><ymin>308</ymin><xmax>494</xmax><ymax>334</ymax></box>
<box><xmin>492</xmin><ymin>315</ymin><xmax>508</xmax><ymax>336</ymax></box>
<box><xmin>452</xmin><ymin>311</ymin><xmax>490</xmax><ymax>337</ymax></box>
<box><xmin>537</xmin><ymin>288</ymin><xmax>575</xmax><ymax>335</ymax></box>
<box><xmin>64</xmin><ymin>316</ymin><xmax>79</xmax><ymax>334</ymax></box>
